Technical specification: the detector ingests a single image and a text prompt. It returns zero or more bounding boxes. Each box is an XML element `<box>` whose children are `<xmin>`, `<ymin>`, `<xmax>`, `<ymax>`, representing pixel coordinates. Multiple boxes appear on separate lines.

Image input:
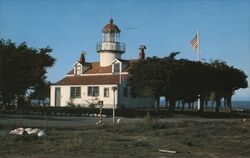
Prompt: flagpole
<box><xmin>190</xmin><ymin>31</ymin><xmax>201</xmax><ymax>111</ymax></box>
<box><xmin>197</xmin><ymin>30</ymin><xmax>200</xmax><ymax>111</ymax></box>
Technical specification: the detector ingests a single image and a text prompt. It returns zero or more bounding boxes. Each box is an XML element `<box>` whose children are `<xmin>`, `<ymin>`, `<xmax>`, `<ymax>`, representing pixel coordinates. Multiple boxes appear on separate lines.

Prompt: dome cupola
<box><xmin>102</xmin><ymin>18</ymin><xmax>121</xmax><ymax>33</ymax></box>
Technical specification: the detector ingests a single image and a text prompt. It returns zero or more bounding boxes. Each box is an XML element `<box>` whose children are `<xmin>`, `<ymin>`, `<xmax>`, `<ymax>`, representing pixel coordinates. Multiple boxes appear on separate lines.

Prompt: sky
<box><xmin>0</xmin><ymin>0</ymin><xmax>250</xmax><ymax>100</ymax></box>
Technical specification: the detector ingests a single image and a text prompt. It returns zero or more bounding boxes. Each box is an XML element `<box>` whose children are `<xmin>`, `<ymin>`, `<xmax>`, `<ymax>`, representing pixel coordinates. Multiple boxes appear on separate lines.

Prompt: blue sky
<box><xmin>0</xmin><ymin>0</ymin><xmax>249</xmax><ymax>100</ymax></box>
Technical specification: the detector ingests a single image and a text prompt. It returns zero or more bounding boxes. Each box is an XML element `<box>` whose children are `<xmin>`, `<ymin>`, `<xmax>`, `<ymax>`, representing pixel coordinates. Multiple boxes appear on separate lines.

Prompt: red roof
<box><xmin>59</xmin><ymin>59</ymin><xmax>140</xmax><ymax>86</ymax></box>
<box><xmin>67</xmin><ymin>62</ymin><xmax>112</xmax><ymax>75</ymax></box>
<box><xmin>102</xmin><ymin>19</ymin><xmax>120</xmax><ymax>33</ymax></box>
<box><xmin>67</xmin><ymin>61</ymin><xmax>136</xmax><ymax>75</ymax></box>
<box><xmin>54</xmin><ymin>74</ymin><xmax>129</xmax><ymax>85</ymax></box>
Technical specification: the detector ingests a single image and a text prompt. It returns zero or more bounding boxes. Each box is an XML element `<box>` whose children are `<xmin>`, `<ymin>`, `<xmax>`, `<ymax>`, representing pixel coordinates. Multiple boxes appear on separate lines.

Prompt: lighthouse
<box><xmin>50</xmin><ymin>19</ymin><xmax>155</xmax><ymax>109</ymax></box>
<box><xmin>97</xmin><ymin>19</ymin><xmax>125</xmax><ymax>67</ymax></box>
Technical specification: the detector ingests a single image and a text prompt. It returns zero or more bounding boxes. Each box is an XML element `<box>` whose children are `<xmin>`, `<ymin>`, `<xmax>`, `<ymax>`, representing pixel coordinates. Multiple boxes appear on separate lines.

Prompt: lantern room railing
<box><xmin>97</xmin><ymin>42</ymin><xmax>125</xmax><ymax>53</ymax></box>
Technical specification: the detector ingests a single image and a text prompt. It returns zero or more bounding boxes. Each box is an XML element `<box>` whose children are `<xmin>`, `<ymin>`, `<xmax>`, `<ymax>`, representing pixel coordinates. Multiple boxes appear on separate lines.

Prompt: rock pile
<box><xmin>9</xmin><ymin>127</ymin><xmax>46</xmax><ymax>137</ymax></box>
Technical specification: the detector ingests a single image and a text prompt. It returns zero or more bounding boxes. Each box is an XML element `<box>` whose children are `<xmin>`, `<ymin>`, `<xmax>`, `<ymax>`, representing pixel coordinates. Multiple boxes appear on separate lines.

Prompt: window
<box><xmin>87</xmin><ymin>87</ymin><xmax>92</xmax><ymax>96</ymax></box>
<box><xmin>104</xmin><ymin>88</ymin><xmax>109</xmax><ymax>97</ymax></box>
<box><xmin>88</xmin><ymin>86</ymin><xmax>99</xmax><ymax>96</ymax></box>
<box><xmin>114</xmin><ymin>63</ymin><xmax>120</xmax><ymax>73</ymax></box>
<box><xmin>70</xmin><ymin>87</ymin><xmax>81</xmax><ymax>98</ymax></box>
<box><xmin>93</xmin><ymin>87</ymin><xmax>99</xmax><ymax>96</ymax></box>
<box><xmin>123</xmin><ymin>87</ymin><xmax>128</xmax><ymax>97</ymax></box>
<box><xmin>110</xmin><ymin>34</ymin><xmax>115</xmax><ymax>42</ymax></box>
<box><xmin>76</xmin><ymin>65</ymin><xmax>81</xmax><ymax>75</ymax></box>
<box><xmin>105</xmin><ymin>33</ymin><xmax>110</xmax><ymax>42</ymax></box>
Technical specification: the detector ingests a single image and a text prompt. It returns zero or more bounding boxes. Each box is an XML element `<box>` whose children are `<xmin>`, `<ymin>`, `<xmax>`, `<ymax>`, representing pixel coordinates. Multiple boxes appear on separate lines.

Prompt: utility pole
<box><xmin>111</xmin><ymin>86</ymin><xmax>118</xmax><ymax>123</ymax></box>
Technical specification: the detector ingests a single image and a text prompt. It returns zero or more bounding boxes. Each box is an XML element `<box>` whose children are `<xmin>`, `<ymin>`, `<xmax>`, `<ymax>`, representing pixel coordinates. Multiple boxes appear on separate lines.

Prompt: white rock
<box><xmin>17</xmin><ymin>130</ymin><xmax>24</xmax><ymax>135</ymax></box>
<box><xmin>17</xmin><ymin>127</ymin><xmax>24</xmax><ymax>131</ymax></box>
<box><xmin>25</xmin><ymin>128</ymin><xmax>32</xmax><ymax>132</ymax></box>
<box><xmin>28</xmin><ymin>128</ymin><xmax>40</xmax><ymax>135</ymax></box>
<box><xmin>9</xmin><ymin>129</ymin><xmax>16</xmax><ymax>134</ymax></box>
<box><xmin>117</xmin><ymin>118</ymin><xmax>121</xmax><ymax>124</ymax></box>
<box><xmin>159</xmin><ymin>149</ymin><xmax>177</xmax><ymax>154</ymax></box>
<box><xmin>9</xmin><ymin>128</ymin><xmax>24</xmax><ymax>135</ymax></box>
<box><xmin>37</xmin><ymin>130</ymin><xmax>46</xmax><ymax>137</ymax></box>
<box><xmin>10</xmin><ymin>127</ymin><xmax>46</xmax><ymax>137</ymax></box>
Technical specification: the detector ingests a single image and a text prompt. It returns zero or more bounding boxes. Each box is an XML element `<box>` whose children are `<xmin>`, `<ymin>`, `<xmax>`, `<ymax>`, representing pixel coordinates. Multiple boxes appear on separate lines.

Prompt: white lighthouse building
<box><xmin>97</xmin><ymin>18</ymin><xmax>125</xmax><ymax>67</ymax></box>
<box><xmin>50</xmin><ymin>19</ymin><xmax>154</xmax><ymax>108</ymax></box>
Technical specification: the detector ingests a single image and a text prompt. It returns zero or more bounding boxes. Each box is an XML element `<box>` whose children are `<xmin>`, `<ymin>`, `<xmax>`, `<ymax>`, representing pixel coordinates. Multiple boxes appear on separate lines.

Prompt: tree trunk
<box><xmin>165</xmin><ymin>98</ymin><xmax>168</xmax><ymax>109</ymax></box>
<box><xmin>168</xmin><ymin>99</ymin><xmax>176</xmax><ymax>114</ymax></box>
<box><xmin>181</xmin><ymin>101</ymin><xmax>185</xmax><ymax>112</ymax></box>
<box><xmin>205</xmin><ymin>99</ymin><xmax>208</xmax><ymax>109</ymax></box>
<box><xmin>224</xmin><ymin>97</ymin><xmax>227</xmax><ymax>109</ymax></box>
<box><xmin>215</xmin><ymin>97</ymin><xmax>221</xmax><ymax>112</ymax></box>
<box><xmin>227</xmin><ymin>95</ymin><xmax>232</xmax><ymax>112</ymax></box>
<box><xmin>155</xmin><ymin>97</ymin><xmax>160</xmax><ymax>112</ymax></box>
<box><xmin>188</xmin><ymin>102</ymin><xmax>191</xmax><ymax>109</ymax></box>
<box><xmin>177</xmin><ymin>100</ymin><xmax>180</xmax><ymax>109</ymax></box>
<box><xmin>212</xmin><ymin>100</ymin><xmax>214</xmax><ymax>109</ymax></box>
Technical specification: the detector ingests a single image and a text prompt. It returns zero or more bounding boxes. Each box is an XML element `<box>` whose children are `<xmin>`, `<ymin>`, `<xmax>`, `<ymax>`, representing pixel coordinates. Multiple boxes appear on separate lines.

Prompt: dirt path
<box><xmin>0</xmin><ymin>114</ymin><xmax>244</xmax><ymax>129</ymax></box>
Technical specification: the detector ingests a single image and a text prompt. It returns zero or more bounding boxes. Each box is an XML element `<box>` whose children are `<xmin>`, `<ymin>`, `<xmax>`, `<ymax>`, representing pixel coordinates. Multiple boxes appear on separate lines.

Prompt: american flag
<box><xmin>190</xmin><ymin>34</ymin><xmax>198</xmax><ymax>49</ymax></box>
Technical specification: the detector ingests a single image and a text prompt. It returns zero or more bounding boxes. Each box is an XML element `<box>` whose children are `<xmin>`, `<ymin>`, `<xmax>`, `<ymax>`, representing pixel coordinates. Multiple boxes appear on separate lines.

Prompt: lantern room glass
<box><xmin>102</xmin><ymin>32</ymin><xmax>120</xmax><ymax>43</ymax></box>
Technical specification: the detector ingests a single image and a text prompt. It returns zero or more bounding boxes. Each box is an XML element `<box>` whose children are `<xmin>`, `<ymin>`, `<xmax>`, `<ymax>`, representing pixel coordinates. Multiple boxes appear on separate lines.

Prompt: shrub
<box><xmin>143</xmin><ymin>111</ymin><xmax>158</xmax><ymax>130</ymax></box>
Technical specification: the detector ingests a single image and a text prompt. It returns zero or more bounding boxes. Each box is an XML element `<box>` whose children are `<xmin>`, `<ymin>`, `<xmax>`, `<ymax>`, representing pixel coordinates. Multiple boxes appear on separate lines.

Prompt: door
<box><xmin>55</xmin><ymin>87</ymin><xmax>61</xmax><ymax>106</ymax></box>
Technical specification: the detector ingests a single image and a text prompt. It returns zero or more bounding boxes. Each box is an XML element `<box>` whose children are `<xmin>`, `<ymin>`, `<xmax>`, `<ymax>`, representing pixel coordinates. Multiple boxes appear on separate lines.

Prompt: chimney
<box><xmin>80</xmin><ymin>51</ymin><xmax>86</xmax><ymax>62</ymax></box>
<box><xmin>139</xmin><ymin>45</ymin><xmax>146</xmax><ymax>60</ymax></box>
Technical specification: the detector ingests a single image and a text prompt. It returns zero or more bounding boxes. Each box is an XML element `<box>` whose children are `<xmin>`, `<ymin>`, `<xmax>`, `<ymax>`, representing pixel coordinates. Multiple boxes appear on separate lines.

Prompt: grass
<box><xmin>0</xmin><ymin>118</ymin><xmax>250</xmax><ymax>158</ymax></box>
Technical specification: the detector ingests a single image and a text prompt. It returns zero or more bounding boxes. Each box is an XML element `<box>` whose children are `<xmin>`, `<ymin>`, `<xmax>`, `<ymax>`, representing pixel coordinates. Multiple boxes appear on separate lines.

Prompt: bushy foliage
<box><xmin>128</xmin><ymin>53</ymin><xmax>248</xmax><ymax>113</ymax></box>
<box><xmin>0</xmin><ymin>39</ymin><xmax>56</xmax><ymax>106</ymax></box>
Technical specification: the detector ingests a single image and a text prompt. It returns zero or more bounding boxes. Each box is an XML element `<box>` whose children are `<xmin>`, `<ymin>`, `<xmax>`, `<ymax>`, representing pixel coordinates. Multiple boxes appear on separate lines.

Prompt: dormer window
<box><xmin>113</xmin><ymin>63</ymin><xmax>120</xmax><ymax>73</ymax></box>
<box><xmin>76</xmin><ymin>65</ymin><xmax>81</xmax><ymax>75</ymax></box>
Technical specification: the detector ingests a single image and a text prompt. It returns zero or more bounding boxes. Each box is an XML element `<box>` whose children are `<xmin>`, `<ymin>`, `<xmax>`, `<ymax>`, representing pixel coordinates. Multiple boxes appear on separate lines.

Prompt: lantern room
<box><xmin>97</xmin><ymin>19</ymin><xmax>125</xmax><ymax>67</ymax></box>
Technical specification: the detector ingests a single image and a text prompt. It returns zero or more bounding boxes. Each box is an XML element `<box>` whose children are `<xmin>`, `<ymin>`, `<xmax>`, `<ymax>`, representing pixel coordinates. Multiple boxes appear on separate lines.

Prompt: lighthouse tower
<box><xmin>97</xmin><ymin>19</ymin><xmax>125</xmax><ymax>67</ymax></box>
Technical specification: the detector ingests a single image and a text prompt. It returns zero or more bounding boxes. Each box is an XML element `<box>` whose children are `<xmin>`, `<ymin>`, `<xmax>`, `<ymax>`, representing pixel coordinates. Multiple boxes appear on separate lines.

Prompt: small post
<box><xmin>98</xmin><ymin>100</ymin><xmax>103</xmax><ymax>126</ymax></box>
<box><xmin>197</xmin><ymin>94</ymin><xmax>200</xmax><ymax>111</ymax></box>
<box><xmin>112</xmin><ymin>86</ymin><xmax>118</xmax><ymax>123</ymax></box>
